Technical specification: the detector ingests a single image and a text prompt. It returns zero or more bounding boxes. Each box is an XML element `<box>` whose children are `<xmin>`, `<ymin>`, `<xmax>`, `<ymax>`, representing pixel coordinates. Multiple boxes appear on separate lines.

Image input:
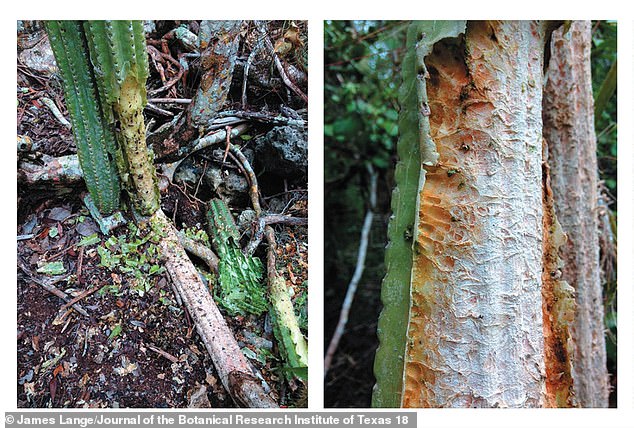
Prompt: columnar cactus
<box><xmin>45</xmin><ymin>21</ymin><xmax>121</xmax><ymax>214</ymax></box>
<box><xmin>45</xmin><ymin>20</ymin><xmax>159</xmax><ymax>216</ymax></box>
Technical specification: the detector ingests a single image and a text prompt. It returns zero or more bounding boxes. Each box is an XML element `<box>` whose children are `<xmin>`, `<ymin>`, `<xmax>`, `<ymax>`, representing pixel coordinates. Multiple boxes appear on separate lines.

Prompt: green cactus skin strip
<box><xmin>269</xmin><ymin>274</ymin><xmax>308</xmax><ymax>373</ymax></box>
<box><xmin>372</xmin><ymin>21</ymin><xmax>465</xmax><ymax>408</ymax></box>
<box><xmin>45</xmin><ymin>21</ymin><xmax>121</xmax><ymax>215</ymax></box>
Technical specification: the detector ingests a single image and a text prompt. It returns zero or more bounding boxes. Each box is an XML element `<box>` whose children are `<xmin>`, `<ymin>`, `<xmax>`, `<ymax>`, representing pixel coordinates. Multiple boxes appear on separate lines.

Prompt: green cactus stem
<box><xmin>46</xmin><ymin>20</ymin><xmax>159</xmax><ymax>217</ymax></box>
<box><xmin>45</xmin><ymin>20</ymin><xmax>121</xmax><ymax>214</ymax></box>
<box><xmin>83</xmin><ymin>20</ymin><xmax>159</xmax><ymax>216</ymax></box>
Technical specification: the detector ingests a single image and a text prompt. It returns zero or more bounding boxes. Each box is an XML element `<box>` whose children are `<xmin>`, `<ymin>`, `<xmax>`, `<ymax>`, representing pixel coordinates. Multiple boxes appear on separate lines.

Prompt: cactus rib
<box><xmin>83</xmin><ymin>20</ymin><xmax>159</xmax><ymax>215</ymax></box>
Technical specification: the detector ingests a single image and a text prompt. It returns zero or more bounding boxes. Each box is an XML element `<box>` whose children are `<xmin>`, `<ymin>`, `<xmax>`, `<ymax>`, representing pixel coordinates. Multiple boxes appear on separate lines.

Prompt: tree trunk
<box><xmin>542</xmin><ymin>20</ymin><xmax>609</xmax><ymax>408</ymax></box>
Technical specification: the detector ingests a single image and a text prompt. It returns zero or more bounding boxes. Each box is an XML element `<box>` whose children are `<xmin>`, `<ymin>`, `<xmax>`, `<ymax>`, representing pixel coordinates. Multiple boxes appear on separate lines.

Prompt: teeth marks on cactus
<box><xmin>45</xmin><ymin>20</ymin><xmax>121</xmax><ymax>215</ymax></box>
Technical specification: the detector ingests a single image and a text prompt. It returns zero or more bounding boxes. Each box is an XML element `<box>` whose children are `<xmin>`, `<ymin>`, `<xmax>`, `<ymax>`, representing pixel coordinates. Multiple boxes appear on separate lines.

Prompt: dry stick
<box><xmin>145</xmin><ymin>103</ymin><xmax>175</xmax><ymax>117</ymax></box>
<box><xmin>229</xmin><ymin>144</ymin><xmax>262</xmax><ymax>215</ymax></box>
<box><xmin>254</xmin><ymin>21</ymin><xmax>308</xmax><ymax>104</ymax></box>
<box><xmin>147</xmin><ymin>344</ymin><xmax>180</xmax><ymax>363</ymax></box>
<box><xmin>40</xmin><ymin>97</ymin><xmax>71</xmax><ymax>130</ymax></box>
<box><xmin>148</xmin><ymin>98</ymin><xmax>192</xmax><ymax>104</ymax></box>
<box><xmin>147</xmin><ymin>45</ymin><xmax>185</xmax><ymax>97</ymax></box>
<box><xmin>17</xmin><ymin>259</ymin><xmax>89</xmax><ymax>317</ymax></box>
<box><xmin>324</xmin><ymin>165</ymin><xmax>377</xmax><ymax>376</ymax></box>
<box><xmin>58</xmin><ymin>284</ymin><xmax>102</xmax><ymax>313</ymax></box>
<box><xmin>177</xmin><ymin>230</ymin><xmax>220</xmax><ymax>274</ymax></box>
<box><xmin>222</xmin><ymin>126</ymin><xmax>232</xmax><ymax>165</ymax></box>
<box><xmin>262</xmin><ymin>214</ymin><xmax>308</xmax><ymax>227</ymax></box>
<box><xmin>246</xmin><ymin>215</ymin><xmax>308</xmax><ymax>256</ymax></box>
<box><xmin>242</xmin><ymin>34</ymin><xmax>265</xmax><ymax>108</ymax></box>
<box><xmin>217</xmin><ymin>110</ymin><xmax>306</xmax><ymax>128</ymax></box>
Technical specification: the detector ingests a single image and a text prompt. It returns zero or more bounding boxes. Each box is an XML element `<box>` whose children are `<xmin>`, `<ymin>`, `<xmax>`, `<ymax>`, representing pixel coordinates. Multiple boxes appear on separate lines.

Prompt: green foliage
<box><xmin>206</xmin><ymin>199</ymin><xmax>268</xmax><ymax>316</ymax></box>
<box><xmin>325</xmin><ymin>21</ymin><xmax>407</xmax><ymax>179</ymax></box>
<box><xmin>591</xmin><ymin>21</ymin><xmax>617</xmax><ymax>198</ymax></box>
<box><xmin>37</xmin><ymin>261</ymin><xmax>66</xmax><ymax>276</ymax></box>
<box><xmin>95</xmin><ymin>223</ymin><xmax>164</xmax><ymax>297</ymax></box>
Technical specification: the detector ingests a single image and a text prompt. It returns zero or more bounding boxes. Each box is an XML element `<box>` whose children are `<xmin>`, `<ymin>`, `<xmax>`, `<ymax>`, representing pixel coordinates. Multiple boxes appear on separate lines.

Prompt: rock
<box><xmin>187</xmin><ymin>384</ymin><xmax>212</xmax><ymax>408</ymax></box>
<box><xmin>204</xmin><ymin>167</ymin><xmax>248</xmax><ymax>206</ymax></box>
<box><xmin>237</xmin><ymin>209</ymin><xmax>256</xmax><ymax>234</ymax></box>
<box><xmin>18</xmin><ymin>34</ymin><xmax>58</xmax><ymax>75</ymax></box>
<box><xmin>255</xmin><ymin>126</ymin><xmax>307</xmax><ymax>177</ymax></box>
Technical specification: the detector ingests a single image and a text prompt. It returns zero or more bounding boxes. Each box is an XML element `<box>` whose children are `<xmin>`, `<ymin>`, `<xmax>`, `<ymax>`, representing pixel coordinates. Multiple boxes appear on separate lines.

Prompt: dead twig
<box><xmin>217</xmin><ymin>110</ymin><xmax>305</xmax><ymax>128</ymax></box>
<box><xmin>242</xmin><ymin>34</ymin><xmax>265</xmax><ymax>108</ymax></box>
<box><xmin>222</xmin><ymin>126</ymin><xmax>232</xmax><ymax>165</ymax></box>
<box><xmin>324</xmin><ymin>164</ymin><xmax>377</xmax><ymax>376</ymax></box>
<box><xmin>229</xmin><ymin>144</ymin><xmax>262</xmax><ymax>216</ymax></box>
<box><xmin>76</xmin><ymin>245</ymin><xmax>84</xmax><ymax>284</ymax></box>
<box><xmin>145</xmin><ymin>103</ymin><xmax>175</xmax><ymax>117</ymax></box>
<box><xmin>17</xmin><ymin>258</ymin><xmax>89</xmax><ymax>317</ymax></box>
<box><xmin>147</xmin><ymin>344</ymin><xmax>180</xmax><ymax>364</ymax></box>
<box><xmin>177</xmin><ymin>230</ymin><xmax>220</xmax><ymax>274</ymax></box>
<box><xmin>148</xmin><ymin>98</ymin><xmax>191</xmax><ymax>104</ymax></box>
<box><xmin>147</xmin><ymin>45</ymin><xmax>185</xmax><ymax>97</ymax></box>
<box><xmin>40</xmin><ymin>97</ymin><xmax>71</xmax><ymax>130</ymax></box>
<box><xmin>58</xmin><ymin>284</ymin><xmax>102</xmax><ymax>314</ymax></box>
<box><xmin>246</xmin><ymin>215</ymin><xmax>308</xmax><ymax>256</ymax></box>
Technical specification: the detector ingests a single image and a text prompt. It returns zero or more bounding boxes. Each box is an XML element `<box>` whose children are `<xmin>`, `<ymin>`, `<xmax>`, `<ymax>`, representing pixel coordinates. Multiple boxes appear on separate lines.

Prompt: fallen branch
<box><xmin>145</xmin><ymin>102</ymin><xmax>175</xmax><ymax>117</ymax></box>
<box><xmin>147</xmin><ymin>344</ymin><xmax>180</xmax><ymax>364</ymax></box>
<box><xmin>324</xmin><ymin>165</ymin><xmax>377</xmax><ymax>376</ymax></box>
<box><xmin>40</xmin><ymin>97</ymin><xmax>71</xmax><ymax>130</ymax></box>
<box><xmin>18</xmin><ymin>154</ymin><xmax>83</xmax><ymax>185</ymax></box>
<box><xmin>246</xmin><ymin>214</ymin><xmax>308</xmax><ymax>256</ymax></box>
<box><xmin>148</xmin><ymin>98</ymin><xmax>192</xmax><ymax>104</ymax></box>
<box><xmin>58</xmin><ymin>284</ymin><xmax>102</xmax><ymax>313</ymax></box>
<box><xmin>242</xmin><ymin>35</ymin><xmax>265</xmax><ymax>108</ymax></box>
<box><xmin>147</xmin><ymin>45</ymin><xmax>185</xmax><ymax>97</ymax></box>
<box><xmin>18</xmin><ymin>125</ymin><xmax>250</xmax><ymax>187</ymax></box>
<box><xmin>217</xmin><ymin>110</ymin><xmax>305</xmax><ymax>128</ymax></box>
<box><xmin>151</xmin><ymin>210</ymin><xmax>277</xmax><ymax>408</ymax></box>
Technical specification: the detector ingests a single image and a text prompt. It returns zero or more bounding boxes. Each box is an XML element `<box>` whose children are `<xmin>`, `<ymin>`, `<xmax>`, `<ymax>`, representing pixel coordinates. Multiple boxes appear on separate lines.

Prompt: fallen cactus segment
<box><xmin>206</xmin><ymin>198</ymin><xmax>268</xmax><ymax>316</ymax></box>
